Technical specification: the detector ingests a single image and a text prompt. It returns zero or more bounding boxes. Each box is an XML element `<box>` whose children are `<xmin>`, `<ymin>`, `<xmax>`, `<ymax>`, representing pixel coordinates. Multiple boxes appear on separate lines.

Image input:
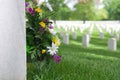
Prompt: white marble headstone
<box><xmin>87</xmin><ymin>31</ymin><xmax>91</xmax><ymax>41</ymax></box>
<box><xmin>79</xmin><ymin>27</ymin><xmax>83</xmax><ymax>33</ymax></box>
<box><xmin>0</xmin><ymin>0</ymin><xmax>26</xmax><ymax>80</ymax></box>
<box><xmin>59</xmin><ymin>32</ymin><xmax>64</xmax><ymax>38</ymax></box>
<box><xmin>99</xmin><ymin>32</ymin><xmax>104</xmax><ymax>39</ymax></box>
<box><xmin>110</xmin><ymin>29</ymin><xmax>114</xmax><ymax>36</ymax></box>
<box><xmin>63</xmin><ymin>33</ymin><xmax>69</xmax><ymax>44</ymax></box>
<box><xmin>108</xmin><ymin>38</ymin><xmax>117</xmax><ymax>51</ymax></box>
<box><xmin>72</xmin><ymin>32</ymin><xmax>77</xmax><ymax>39</ymax></box>
<box><xmin>82</xmin><ymin>34</ymin><xmax>89</xmax><ymax>47</ymax></box>
<box><xmin>114</xmin><ymin>34</ymin><xmax>119</xmax><ymax>41</ymax></box>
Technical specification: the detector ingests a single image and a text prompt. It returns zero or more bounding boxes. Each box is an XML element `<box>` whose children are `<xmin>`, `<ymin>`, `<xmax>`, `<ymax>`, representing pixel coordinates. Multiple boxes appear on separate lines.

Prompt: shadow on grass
<box><xmin>90</xmin><ymin>37</ymin><xmax>108</xmax><ymax>47</ymax></box>
<box><xmin>61</xmin><ymin>43</ymin><xmax>120</xmax><ymax>59</ymax></box>
<box><xmin>70</xmin><ymin>34</ymin><xmax>120</xmax><ymax>51</ymax></box>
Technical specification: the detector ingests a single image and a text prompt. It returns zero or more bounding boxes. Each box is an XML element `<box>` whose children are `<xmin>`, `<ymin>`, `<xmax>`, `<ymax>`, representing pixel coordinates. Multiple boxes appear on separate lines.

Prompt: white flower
<box><xmin>47</xmin><ymin>42</ymin><xmax>58</xmax><ymax>55</ymax></box>
<box><xmin>38</xmin><ymin>0</ymin><xmax>46</xmax><ymax>5</ymax></box>
<box><xmin>46</xmin><ymin>2</ymin><xmax>53</xmax><ymax>12</ymax></box>
<box><xmin>38</xmin><ymin>0</ymin><xmax>53</xmax><ymax>11</ymax></box>
<box><xmin>49</xmin><ymin>29</ymin><xmax>56</xmax><ymax>35</ymax></box>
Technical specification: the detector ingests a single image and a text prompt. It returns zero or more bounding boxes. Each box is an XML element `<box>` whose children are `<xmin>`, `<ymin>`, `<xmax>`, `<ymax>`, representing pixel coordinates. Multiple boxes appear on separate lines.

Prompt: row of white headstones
<box><xmin>54</xmin><ymin>21</ymin><xmax>120</xmax><ymax>51</ymax></box>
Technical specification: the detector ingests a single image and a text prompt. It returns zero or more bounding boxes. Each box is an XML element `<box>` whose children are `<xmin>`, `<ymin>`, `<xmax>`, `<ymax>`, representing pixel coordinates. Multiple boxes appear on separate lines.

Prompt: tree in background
<box><xmin>104</xmin><ymin>0</ymin><xmax>120</xmax><ymax>20</ymax></box>
<box><xmin>73</xmin><ymin>0</ymin><xmax>96</xmax><ymax>23</ymax></box>
<box><xmin>49</xmin><ymin>0</ymin><xmax>71</xmax><ymax>20</ymax></box>
<box><xmin>26</xmin><ymin>0</ymin><xmax>120</xmax><ymax>20</ymax></box>
<box><xmin>94</xmin><ymin>8</ymin><xmax>108</xmax><ymax>20</ymax></box>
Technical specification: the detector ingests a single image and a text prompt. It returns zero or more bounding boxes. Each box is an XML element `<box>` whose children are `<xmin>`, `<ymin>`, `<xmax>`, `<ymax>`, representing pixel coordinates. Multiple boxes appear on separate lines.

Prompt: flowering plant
<box><xmin>26</xmin><ymin>1</ymin><xmax>61</xmax><ymax>64</ymax></box>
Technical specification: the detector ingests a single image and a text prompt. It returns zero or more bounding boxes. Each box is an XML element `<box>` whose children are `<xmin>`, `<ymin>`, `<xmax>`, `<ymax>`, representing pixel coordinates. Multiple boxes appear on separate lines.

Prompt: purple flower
<box><xmin>52</xmin><ymin>54</ymin><xmax>61</xmax><ymax>63</ymax></box>
<box><xmin>45</xmin><ymin>18</ymin><xmax>49</xmax><ymax>23</ymax></box>
<box><xmin>27</xmin><ymin>8</ymin><xmax>35</xmax><ymax>16</ymax></box>
<box><xmin>39</xmin><ymin>27</ymin><xmax>44</xmax><ymax>31</ymax></box>
<box><xmin>39</xmin><ymin>27</ymin><xmax>47</xmax><ymax>33</ymax></box>
<box><xmin>49</xmin><ymin>25</ymin><xmax>54</xmax><ymax>29</ymax></box>
<box><xmin>25</xmin><ymin>2</ymin><xmax>29</xmax><ymax>7</ymax></box>
<box><xmin>28</xmin><ymin>8</ymin><xmax>33</xmax><ymax>13</ymax></box>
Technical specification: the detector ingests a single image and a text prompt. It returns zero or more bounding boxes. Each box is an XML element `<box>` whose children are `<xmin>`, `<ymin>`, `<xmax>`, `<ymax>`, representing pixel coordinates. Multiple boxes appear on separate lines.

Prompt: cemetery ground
<box><xmin>27</xmin><ymin>27</ymin><xmax>120</xmax><ymax>80</ymax></box>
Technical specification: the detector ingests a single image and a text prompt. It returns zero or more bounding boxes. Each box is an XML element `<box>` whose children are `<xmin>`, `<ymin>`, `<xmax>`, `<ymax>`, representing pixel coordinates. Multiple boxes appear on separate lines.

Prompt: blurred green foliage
<box><xmin>49</xmin><ymin>0</ymin><xmax>71</xmax><ymax>20</ymax></box>
<box><xmin>49</xmin><ymin>0</ymin><xmax>108</xmax><ymax>21</ymax></box>
<box><xmin>103</xmin><ymin>0</ymin><xmax>120</xmax><ymax>20</ymax></box>
<box><xmin>73</xmin><ymin>0</ymin><xmax>95</xmax><ymax>20</ymax></box>
<box><xmin>26</xmin><ymin>0</ymin><xmax>120</xmax><ymax>20</ymax></box>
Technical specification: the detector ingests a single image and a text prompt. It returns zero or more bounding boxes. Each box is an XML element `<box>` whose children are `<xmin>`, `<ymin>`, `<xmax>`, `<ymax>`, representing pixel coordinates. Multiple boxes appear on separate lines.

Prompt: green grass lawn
<box><xmin>27</xmin><ymin>27</ymin><xmax>120</xmax><ymax>80</ymax></box>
